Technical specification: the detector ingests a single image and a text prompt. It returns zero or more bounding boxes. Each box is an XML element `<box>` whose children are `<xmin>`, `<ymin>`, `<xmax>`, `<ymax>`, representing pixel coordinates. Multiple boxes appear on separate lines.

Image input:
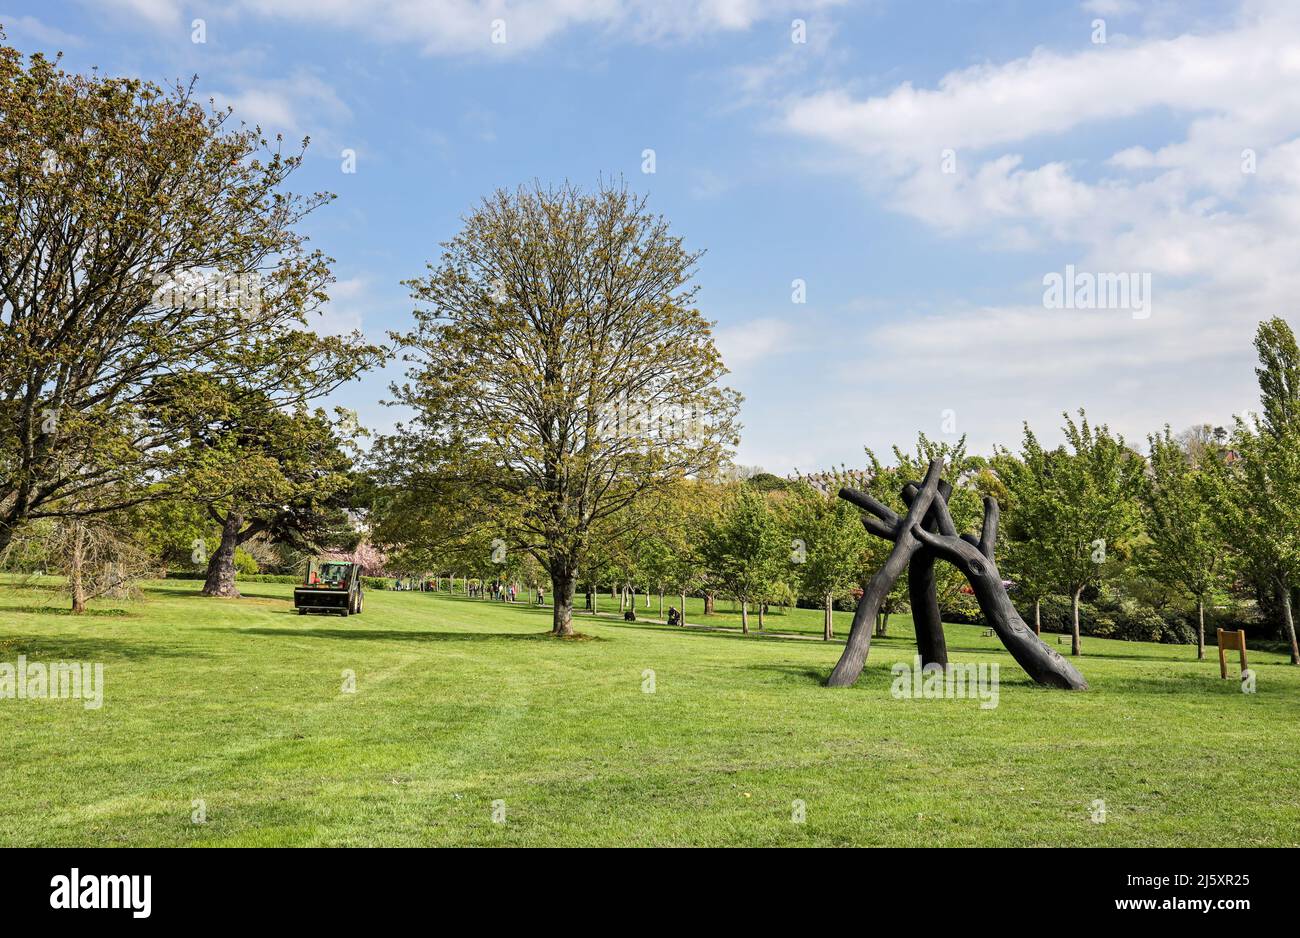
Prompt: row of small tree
<box><xmin>386</xmin><ymin>317</ymin><xmax>1300</xmax><ymax>666</ymax></box>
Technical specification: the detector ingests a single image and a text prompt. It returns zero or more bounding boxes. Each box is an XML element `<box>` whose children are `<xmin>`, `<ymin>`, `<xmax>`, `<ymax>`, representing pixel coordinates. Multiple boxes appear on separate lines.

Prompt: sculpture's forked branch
<box><xmin>977</xmin><ymin>495</ymin><xmax>998</xmax><ymax>560</ymax></box>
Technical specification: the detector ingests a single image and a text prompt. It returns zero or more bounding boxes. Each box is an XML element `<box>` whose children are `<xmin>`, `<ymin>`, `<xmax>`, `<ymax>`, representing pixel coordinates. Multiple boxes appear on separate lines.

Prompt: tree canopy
<box><xmin>385</xmin><ymin>180</ymin><xmax>740</xmax><ymax>635</ymax></box>
<box><xmin>0</xmin><ymin>41</ymin><xmax>377</xmax><ymax>553</ymax></box>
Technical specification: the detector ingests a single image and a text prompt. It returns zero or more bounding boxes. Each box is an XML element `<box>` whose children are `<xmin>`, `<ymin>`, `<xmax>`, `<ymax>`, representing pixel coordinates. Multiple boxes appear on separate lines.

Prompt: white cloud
<box><xmin>90</xmin><ymin>0</ymin><xmax>183</xmax><ymax>30</ymax></box>
<box><xmin>228</xmin><ymin>0</ymin><xmax>843</xmax><ymax>56</ymax></box>
<box><xmin>714</xmin><ymin>317</ymin><xmax>795</xmax><ymax>370</ymax></box>
<box><xmin>1</xmin><ymin>14</ymin><xmax>85</xmax><ymax>47</ymax></box>
<box><xmin>210</xmin><ymin>71</ymin><xmax>351</xmax><ymax>141</ymax></box>
<box><xmin>312</xmin><ymin>277</ymin><xmax>371</xmax><ymax>337</ymax></box>
<box><xmin>1081</xmin><ymin>0</ymin><xmax>1141</xmax><ymax>15</ymax></box>
<box><xmin>763</xmin><ymin>0</ymin><xmax>1300</xmax><ymax>460</ymax></box>
<box><xmin>688</xmin><ymin>168</ymin><xmax>735</xmax><ymax>200</ymax></box>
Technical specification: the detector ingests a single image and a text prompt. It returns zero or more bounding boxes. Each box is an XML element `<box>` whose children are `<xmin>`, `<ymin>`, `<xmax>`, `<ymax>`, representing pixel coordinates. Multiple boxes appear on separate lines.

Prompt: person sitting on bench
<box><xmin>666</xmin><ymin>606</ymin><xmax>681</xmax><ymax>627</ymax></box>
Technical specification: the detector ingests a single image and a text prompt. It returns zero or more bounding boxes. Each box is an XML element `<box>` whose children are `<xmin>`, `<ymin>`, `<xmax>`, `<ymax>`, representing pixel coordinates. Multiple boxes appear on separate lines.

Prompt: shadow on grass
<box><xmin>0</xmin><ymin>580</ymin><xmax>68</xmax><ymax>593</ymax></box>
<box><xmin>0</xmin><ymin>634</ymin><xmax>202</xmax><ymax>660</ymax></box>
<box><xmin>223</xmin><ymin>627</ymin><xmax>605</xmax><ymax>644</ymax></box>
<box><xmin>945</xmin><ymin>640</ymin><xmax>1275</xmax><ymax>666</ymax></box>
<box><xmin>416</xmin><ymin>594</ymin><xmax>555</xmax><ymax>615</ymax></box>
<box><xmin>741</xmin><ymin>664</ymin><xmax>829</xmax><ymax>685</ymax></box>
<box><xmin>596</xmin><ymin>618</ymin><xmax>842</xmax><ymax>648</ymax></box>
<box><xmin>199</xmin><ymin>589</ymin><xmax>293</xmax><ymax>604</ymax></box>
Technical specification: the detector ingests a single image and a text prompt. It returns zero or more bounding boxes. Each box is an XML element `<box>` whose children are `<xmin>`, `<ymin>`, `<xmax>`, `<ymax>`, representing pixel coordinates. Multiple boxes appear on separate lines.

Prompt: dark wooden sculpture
<box><xmin>827</xmin><ymin>458</ymin><xmax>1088</xmax><ymax>691</ymax></box>
<box><xmin>903</xmin><ymin>479</ymin><xmax>951</xmax><ymax>669</ymax></box>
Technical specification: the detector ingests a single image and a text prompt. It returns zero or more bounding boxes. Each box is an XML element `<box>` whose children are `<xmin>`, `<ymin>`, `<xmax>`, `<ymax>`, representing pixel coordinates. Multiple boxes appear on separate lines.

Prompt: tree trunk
<box><xmin>658</xmin><ymin>591</ymin><xmax>664</xmax><ymax>619</ymax></box>
<box><xmin>106</xmin><ymin>561</ymin><xmax>128</xmax><ymax>599</ymax></box>
<box><xmin>758</xmin><ymin>602</ymin><xmax>765</xmax><ymax>630</ymax></box>
<box><xmin>824</xmin><ymin>592</ymin><xmax>833</xmax><ymax>641</ymax></box>
<box><xmin>1070</xmin><ymin>586</ymin><xmax>1082</xmax><ymax>656</ymax></box>
<box><xmin>1280</xmin><ymin>583</ymin><xmax>1300</xmax><ymax>665</ymax></box>
<box><xmin>552</xmin><ymin>569</ymin><xmax>577</xmax><ymax>636</ymax></box>
<box><xmin>704</xmin><ymin>592</ymin><xmax>715</xmax><ymax>615</ymax></box>
<box><xmin>741</xmin><ymin>599</ymin><xmax>749</xmax><ymax>634</ymax></box>
<box><xmin>1196</xmin><ymin>596</ymin><xmax>1205</xmax><ymax>660</ymax></box>
<box><xmin>202</xmin><ymin>512</ymin><xmax>243</xmax><ymax>598</ymax></box>
<box><xmin>680</xmin><ymin>591</ymin><xmax>687</xmax><ymax>627</ymax></box>
<box><xmin>874</xmin><ymin>610</ymin><xmax>891</xmax><ymax>636</ymax></box>
<box><xmin>69</xmin><ymin>520</ymin><xmax>87</xmax><ymax>614</ymax></box>
<box><xmin>1033</xmin><ymin>598</ymin><xmax>1041</xmax><ymax>636</ymax></box>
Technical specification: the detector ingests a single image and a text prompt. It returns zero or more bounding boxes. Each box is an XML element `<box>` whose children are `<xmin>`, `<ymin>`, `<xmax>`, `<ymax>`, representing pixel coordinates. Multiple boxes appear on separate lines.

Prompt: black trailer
<box><xmin>294</xmin><ymin>559</ymin><xmax>364</xmax><ymax>616</ymax></box>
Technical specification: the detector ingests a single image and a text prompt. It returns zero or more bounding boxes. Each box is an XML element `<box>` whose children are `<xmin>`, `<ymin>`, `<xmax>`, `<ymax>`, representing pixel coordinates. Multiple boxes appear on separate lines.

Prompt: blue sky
<box><xmin>3</xmin><ymin>0</ymin><xmax>1293</xmax><ymax>471</ymax></box>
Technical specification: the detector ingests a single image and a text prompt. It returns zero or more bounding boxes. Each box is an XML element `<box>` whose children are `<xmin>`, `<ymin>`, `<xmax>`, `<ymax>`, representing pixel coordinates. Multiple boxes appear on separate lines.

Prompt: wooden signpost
<box><xmin>1217</xmin><ymin>628</ymin><xmax>1248</xmax><ymax>679</ymax></box>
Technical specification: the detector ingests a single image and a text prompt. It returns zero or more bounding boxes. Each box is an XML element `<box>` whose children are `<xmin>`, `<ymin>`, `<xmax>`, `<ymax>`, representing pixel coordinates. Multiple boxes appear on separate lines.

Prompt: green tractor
<box><xmin>294</xmin><ymin>559</ymin><xmax>364</xmax><ymax>617</ymax></box>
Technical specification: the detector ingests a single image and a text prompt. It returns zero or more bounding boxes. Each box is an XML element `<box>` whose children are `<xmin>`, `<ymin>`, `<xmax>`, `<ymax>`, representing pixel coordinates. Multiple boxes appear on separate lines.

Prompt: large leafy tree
<box><xmin>1138</xmin><ymin>427</ymin><xmax>1225</xmax><ymax>659</ymax></box>
<box><xmin>1254</xmin><ymin>317</ymin><xmax>1300</xmax><ymax>437</ymax></box>
<box><xmin>160</xmin><ymin>379</ymin><xmax>359</xmax><ymax>597</ymax></box>
<box><xmin>996</xmin><ymin>411</ymin><xmax>1143</xmax><ymax>655</ymax></box>
<box><xmin>0</xmin><ymin>39</ymin><xmax>368</xmax><ymax>552</ymax></box>
<box><xmin>1204</xmin><ymin>420</ymin><xmax>1300</xmax><ymax>664</ymax></box>
<box><xmin>387</xmin><ymin>181</ymin><xmax>740</xmax><ymax>636</ymax></box>
<box><xmin>1201</xmin><ymin>317</ymin><xmax>1300</xmax><ymax>665</ymax></box>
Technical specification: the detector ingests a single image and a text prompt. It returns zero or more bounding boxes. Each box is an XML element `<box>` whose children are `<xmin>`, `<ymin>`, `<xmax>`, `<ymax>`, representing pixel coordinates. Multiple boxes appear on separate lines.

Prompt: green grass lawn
<box><xmin>1</xmin><ymin>578</ymin><xmax>1297</xmax><ymax>846</ymax></box>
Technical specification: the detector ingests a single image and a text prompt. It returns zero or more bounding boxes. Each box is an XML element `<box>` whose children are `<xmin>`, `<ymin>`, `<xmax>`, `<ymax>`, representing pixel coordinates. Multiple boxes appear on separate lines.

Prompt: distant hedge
<box><xmin>163</xmin><ymin>572</ymin><xmax>400</xmax><ymax>589</ymax></box>
<box><xmin>1022</xmin><ymin>593</ymin><xmax>1201</xmax><ymax>645</ymax></box>
<box><xmin>163</xmin><ymin>572</ymin><xmax>301</xmax><ymax>583</ymax></box>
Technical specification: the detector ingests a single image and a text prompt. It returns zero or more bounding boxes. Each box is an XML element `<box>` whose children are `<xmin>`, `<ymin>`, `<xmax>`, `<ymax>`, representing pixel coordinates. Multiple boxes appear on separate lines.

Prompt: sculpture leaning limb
<box><xmin>910</xmin><ymin>496</ymin><xmax>1089</xmax><ymax>690</ymax></box>
<box><xmin>827</xmin><ymin>458</ymin><xmax>944</xmax><ymax>687</ymax></box>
